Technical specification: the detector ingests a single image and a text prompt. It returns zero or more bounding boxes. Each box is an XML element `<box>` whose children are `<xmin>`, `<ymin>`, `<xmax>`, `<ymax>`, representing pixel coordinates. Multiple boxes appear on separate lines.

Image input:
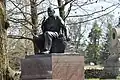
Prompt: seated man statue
<box><xmin>40</xmin><ymin>7</ymin><xmax>69</xmax><ymax>54</ymax></box>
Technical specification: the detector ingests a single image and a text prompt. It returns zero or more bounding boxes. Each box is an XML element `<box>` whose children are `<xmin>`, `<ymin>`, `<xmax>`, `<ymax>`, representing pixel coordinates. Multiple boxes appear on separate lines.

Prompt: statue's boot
<box><xmin>41</xmin><ymin>50</ymin><xmax>50</xmax><ymax>54</ymax></box>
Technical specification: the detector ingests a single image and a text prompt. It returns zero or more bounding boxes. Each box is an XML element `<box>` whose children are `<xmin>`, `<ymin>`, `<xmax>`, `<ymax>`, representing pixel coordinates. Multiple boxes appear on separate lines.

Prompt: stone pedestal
<box><xmin>21</xmin><ymin>54</ymin><xmax>84</xmax><ymax>80</ymax></box>
<box><xmin>52</xmin><ymin>54</ymin><xmax>84</xmax><ymax>80</ymax></box>
<box><xmin>21</xmin><ymin>54</ymin><xmax>52</xmax><ymax>80</ymax></box>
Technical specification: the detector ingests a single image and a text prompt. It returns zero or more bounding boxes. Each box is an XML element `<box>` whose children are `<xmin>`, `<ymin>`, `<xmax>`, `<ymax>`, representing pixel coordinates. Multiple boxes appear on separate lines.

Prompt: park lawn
<box><xmin>87</xmin><ymin>78</ymin><xmax>100</xmax><ymax>80</ymax></box>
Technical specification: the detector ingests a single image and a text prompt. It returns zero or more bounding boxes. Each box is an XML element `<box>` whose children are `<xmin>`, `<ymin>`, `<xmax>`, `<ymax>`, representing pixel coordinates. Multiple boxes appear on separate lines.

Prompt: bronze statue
<box><xmin>40</xmin><ymin>7</ymin><xmax>69</xmax><ymax>54</ymax></box>
<box><xmin>35</xmin><ymin>7</ymin><xmax>70</xmax><ymax>54</ymax></box>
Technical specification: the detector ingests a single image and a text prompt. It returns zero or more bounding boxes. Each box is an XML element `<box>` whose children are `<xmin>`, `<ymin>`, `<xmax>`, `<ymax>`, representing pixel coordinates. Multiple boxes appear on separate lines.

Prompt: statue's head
<box><xmin>47</xmin><ymin>7</ymin><xmax>55</xmax><ymax>17</ymax></box>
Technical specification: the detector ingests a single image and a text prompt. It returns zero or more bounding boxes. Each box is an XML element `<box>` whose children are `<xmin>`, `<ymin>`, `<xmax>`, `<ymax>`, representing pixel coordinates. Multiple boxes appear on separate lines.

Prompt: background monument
<box><xmin>104</xmin><ymin>27</ymin><xmax>120</xmax><ymax>78</ymax></box>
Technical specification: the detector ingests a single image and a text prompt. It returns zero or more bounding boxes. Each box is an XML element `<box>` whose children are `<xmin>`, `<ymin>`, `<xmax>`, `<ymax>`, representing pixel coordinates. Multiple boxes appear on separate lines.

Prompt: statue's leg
<box><xmin>34</xmin><ymin>34</ymin><xmax>44</xmax><ymax>54</ymax></box>
<box><xmin>38</xmin><ymin>35</ymin><xmax>44</xmax><ymax>52</ymax></box>
<box><xmin>51</xmin><ymin>38</ymin><xmax>66</xmax><ymax>53</ymax></box>
<box><xmin>42</xmin><ymin>31</ymin><xmax>58</xmax><ymax>54</ymax></box>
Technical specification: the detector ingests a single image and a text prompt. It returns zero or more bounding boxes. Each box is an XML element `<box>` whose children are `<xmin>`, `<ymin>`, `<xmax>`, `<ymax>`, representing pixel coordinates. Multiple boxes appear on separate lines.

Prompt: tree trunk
<box><xmin>30</xmin><ymin>0</ymin><xmax>39</xmax><ymax>53</ymax></box>
<box><xmin>0</xmin><ymin>1</ymin><xmax>8</xmax><ymax>80</ymax></box>
<box><xmin>57</xmin><ymin>0</ymin><xmax>65</xmax><ymax>20</ymax></box>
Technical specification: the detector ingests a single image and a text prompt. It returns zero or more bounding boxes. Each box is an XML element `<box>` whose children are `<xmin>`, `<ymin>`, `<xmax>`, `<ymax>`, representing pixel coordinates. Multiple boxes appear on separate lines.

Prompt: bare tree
<box><xmin>6</xmin><ymin>0</ymin><xmax>119</xmax><ymax>53</ymax></box>
<box><xmin>7</xmin><ymin>0</ymin><xmax>45</xmax><ymax>53</ymax></box>
<box><xmin>0</xmin><ymin>0</ymin><xmax>10</xmax><ymax>79</ymax></box>
<box><xmin>30</xmin><ymin>0</ymin><xmax>39</xmax><ymax>53</ymax></box>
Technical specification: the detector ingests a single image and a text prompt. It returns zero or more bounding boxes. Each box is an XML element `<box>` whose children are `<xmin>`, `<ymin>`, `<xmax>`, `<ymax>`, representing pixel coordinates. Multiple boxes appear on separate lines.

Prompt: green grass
<box><xmin>87</xmin><ymin>79</ymin><xmax>100</xmax><ymax>80</ymax></box>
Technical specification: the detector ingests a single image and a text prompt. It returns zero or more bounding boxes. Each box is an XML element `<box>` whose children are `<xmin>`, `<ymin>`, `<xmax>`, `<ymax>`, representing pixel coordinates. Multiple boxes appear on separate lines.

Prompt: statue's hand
<box><xmin>42</xmin><ymin>16</ymin><xmax>46</xmax><ymax>24</ymax></box>
<box><xmin>43</xmin><ymin>16</ymin><xmax>46</xmax><ymax>21</ymax></box>
<box><xmin>66</xmin><ymin>37</ymin><xmax>70</xmax><ymax>41</ymax></box>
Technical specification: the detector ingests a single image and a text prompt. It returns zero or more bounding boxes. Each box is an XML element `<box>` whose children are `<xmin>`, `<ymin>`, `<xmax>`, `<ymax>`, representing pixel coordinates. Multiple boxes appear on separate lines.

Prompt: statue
<box><xmin>35</xmin><ymin>7</ymin><xmax>70</xmax><ymax>54</ymax></box>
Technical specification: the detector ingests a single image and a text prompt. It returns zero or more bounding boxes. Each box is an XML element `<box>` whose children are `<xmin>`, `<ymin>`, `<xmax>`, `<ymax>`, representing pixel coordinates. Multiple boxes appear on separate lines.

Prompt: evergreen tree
<box><xmin>100</xmin><ymin>23</ymin><xmax>112</xmax><ymax>63</ymax></box>
<box><xmin>85</xmin><ymin>21</ymin><xmax>102</xmax><ymax>64</ymax></box>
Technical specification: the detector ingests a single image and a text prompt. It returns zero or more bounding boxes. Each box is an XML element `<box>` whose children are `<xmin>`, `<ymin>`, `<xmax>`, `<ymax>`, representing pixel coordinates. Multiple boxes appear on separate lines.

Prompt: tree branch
<box><xmin>7</xmin><ymin>35</ymin><xmax>33</xmax><ymax>41</ymax></box>
<box><xmin>69</xmin><ymin>3</ymin><xmax>118</xmax><ymax>17</ymax></box>
<box><xmin>67</xmin><ymin>4</ymin><xmax>120</xmax><ymax>25</ymax></box>
<box><xmin>64</xmin><ymin>3</ymin><xmax>72</xmax><ymax>20</ymax></box>
<box><xmin>36</xmin><ymin>0</ymin><xmax>45</xmax><ymax>6</ymax></box>
<box><xmin>9</xmin><ymin>0</ymin><xmax>34</xmax><ymax>27</ymax></box>
<box><xmin>61</xmin><ymin>0</ymin><xmax>75</xmax><ymax>8</ymax></box>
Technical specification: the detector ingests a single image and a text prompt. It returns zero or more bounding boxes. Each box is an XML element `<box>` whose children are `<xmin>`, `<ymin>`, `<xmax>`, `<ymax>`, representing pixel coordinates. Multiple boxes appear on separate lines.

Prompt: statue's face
<box><xmin>48</xmin><ymin>9</ymin><xmax>54</xmax><ymax>17</ymax></box>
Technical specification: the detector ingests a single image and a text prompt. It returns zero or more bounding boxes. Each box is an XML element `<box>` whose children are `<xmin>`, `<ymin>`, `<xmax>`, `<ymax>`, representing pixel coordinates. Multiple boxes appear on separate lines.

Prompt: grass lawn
<box><xmin>85</xmin><ymin>78</ymin><xmax>119</xmax><ymax>80</ymax></box>
<box><xmin>87</xmin><ymin>78</ymin><xmax>100</xmax><ymax>80</ymax></box>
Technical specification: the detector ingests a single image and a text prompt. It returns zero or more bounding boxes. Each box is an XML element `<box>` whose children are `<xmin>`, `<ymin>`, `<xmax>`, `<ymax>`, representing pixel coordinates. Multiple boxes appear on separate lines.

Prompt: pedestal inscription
<box><xmin>52</xmin><ymin>55</ymin><xmax>84</xmax><ymax>80</ymax></box>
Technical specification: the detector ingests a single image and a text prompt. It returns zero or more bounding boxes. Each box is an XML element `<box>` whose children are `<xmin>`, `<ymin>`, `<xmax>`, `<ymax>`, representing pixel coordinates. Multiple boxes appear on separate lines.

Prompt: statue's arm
<box><xmin>41</xmin><ymin>23</ymin><xmax>44</xmax><ymax>33</ymax></box>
